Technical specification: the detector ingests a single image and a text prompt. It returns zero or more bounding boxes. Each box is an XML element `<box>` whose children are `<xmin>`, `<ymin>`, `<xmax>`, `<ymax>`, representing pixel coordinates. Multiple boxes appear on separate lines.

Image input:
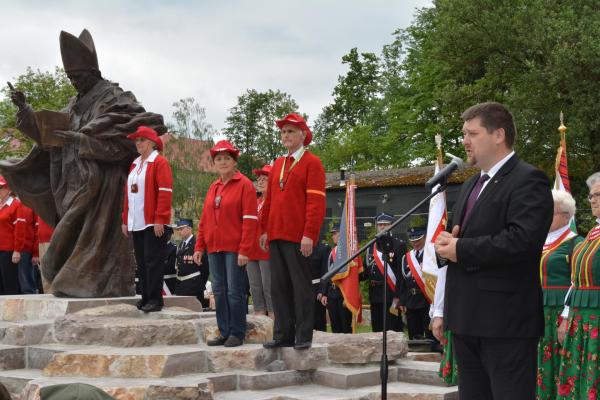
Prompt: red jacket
<box><xmin>195</xmin><ymin>171</ymin><xmax>258</xmax><ymax>256</ymax></box>
<box><xmin>15</xmin><ymin>203</ymin><xmax>35</xmax><ymax>253</ymax></box>
<box><xmin>122</xmin><ymin>154</ymin><xmax>173</xmax><ymax>226</ymax></box>
<box><xmin>249</xmin><ymin>196</ymin><xmax>269</xmax><ymax>261</ymax></box>
<box><xmin>0</xmin><ymin>197</ymin><xmax>22</xmax><ymax>252</ymax></box>
<box><xmin>261</xmin><ymin>150</ymin><xmax>326</xmax><ymax>244</ymax></box>
<box><xmin>34</xmin><ymin>215</ymin><xmax>54</xmax><ymax>258</ymax></box>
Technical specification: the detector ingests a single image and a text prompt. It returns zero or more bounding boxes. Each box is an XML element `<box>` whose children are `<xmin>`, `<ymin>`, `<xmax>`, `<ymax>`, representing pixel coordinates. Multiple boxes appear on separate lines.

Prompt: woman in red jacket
<box><xmin>122</xmin><ymin>126</ymin><xmax>173</xmax><ymax>313</ymax></box>
<box><xmin>247</xmin><ymin>165</ymin><xmax>273</xmax><ymax>317</ymax></box>
<box><xmin>193</xmin><ymin>140</ymin><xmax>258</xmax><ymax>347</ymax></box>
<box><xmin>0</xmin><ymin>176</ymin><xmax>22</xmax><ymax>294</ymax></box>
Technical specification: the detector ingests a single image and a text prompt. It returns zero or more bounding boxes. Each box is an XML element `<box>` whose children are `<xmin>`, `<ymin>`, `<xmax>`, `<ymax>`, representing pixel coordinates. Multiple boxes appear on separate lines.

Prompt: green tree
<box><xmin>171</xmin><ymin>97</ymin><xmax>216</xmax><ymax>140</ymax></box>
<box><xmin>0</xmin><ymin>67</ymin><xmax>75</xmax><ymax>158</ymax></box>
<box><xmin>224</xmin><ymin>89</ymin><xmax>300</xmax><ymax>176</ymax></box>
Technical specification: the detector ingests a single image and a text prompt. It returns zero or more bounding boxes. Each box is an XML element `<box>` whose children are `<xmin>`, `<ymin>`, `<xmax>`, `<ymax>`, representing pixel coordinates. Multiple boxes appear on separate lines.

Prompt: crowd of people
<box><xmin>1</xmin><ymin>102</ymin><xmax>598</xmax><ymax>399</ymax></box>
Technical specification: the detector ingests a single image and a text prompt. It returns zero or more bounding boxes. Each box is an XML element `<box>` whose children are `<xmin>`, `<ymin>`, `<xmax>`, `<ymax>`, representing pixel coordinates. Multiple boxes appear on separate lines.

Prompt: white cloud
<box><xmin>0</xmin><ymin>0</ymin><xmax>432</xmax><ymax>131</ymax></box>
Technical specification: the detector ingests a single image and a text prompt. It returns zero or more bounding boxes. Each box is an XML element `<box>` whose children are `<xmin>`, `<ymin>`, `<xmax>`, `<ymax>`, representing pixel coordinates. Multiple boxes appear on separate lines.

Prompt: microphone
<box><xmin>425</xmin><ymin>156</ymin><xmax>464</xmax><ymax>190</ymax></box>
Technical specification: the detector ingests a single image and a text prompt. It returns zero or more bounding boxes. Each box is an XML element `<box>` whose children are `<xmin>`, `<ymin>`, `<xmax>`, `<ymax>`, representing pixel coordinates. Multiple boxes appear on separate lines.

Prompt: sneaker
<box><xmin>207</xmin><ymin>335</ymin><xmax>227</xmax><ymax>346</ymax></box>
<box><xmin>224</xmin><ymin>336</ymin><xmax>243</xmax><ymax>347</ymax></box>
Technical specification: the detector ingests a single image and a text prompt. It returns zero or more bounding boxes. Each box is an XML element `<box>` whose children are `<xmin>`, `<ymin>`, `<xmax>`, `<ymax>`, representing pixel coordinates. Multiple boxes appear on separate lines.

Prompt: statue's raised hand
<box><xmin>7</xmin><ymin>82</ymin><xmax>26</xmax><ymax>110</ymax></box>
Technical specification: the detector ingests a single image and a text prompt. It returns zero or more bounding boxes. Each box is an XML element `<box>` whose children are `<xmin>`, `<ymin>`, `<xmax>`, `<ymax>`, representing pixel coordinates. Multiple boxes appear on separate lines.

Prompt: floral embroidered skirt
<box><xmin>557</xmin><ymin>307</ymin><xmax>599</xmax><ymax>399</ymax></box>
<box><xmin>536</xmin><ymin>305</ymin><xmax>563</xmax><ymax>400</ymax></box>
<box><xmin>438</xmin><ymin>330</ymin><xmax>458</xmax><ymax>385</ymax></box>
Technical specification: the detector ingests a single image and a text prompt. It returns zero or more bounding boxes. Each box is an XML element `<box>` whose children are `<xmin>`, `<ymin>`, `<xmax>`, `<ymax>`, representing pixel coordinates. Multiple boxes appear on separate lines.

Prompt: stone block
<box><xmin>206</xmin><ymin>345</ymin><xmax>277</xmax><ymax>373</ymax></box>
<box><xmin>0</xmin><ymin>368</ymin><xmax>42</xmax><ymax>397</ymax></box>
<box><xmin>396</xmin><ymin>360</ymin><xmax>447</xmax><ymax>387</ymax></box>
<box><xmin>279</xmin><ymin>345</ymin><xmax>327</xmax><ymax>371</ymax></box>
<box><xmin>238</xmin><ymin>370</ymin><xmax>312</xmax><ymax>390</ymax></box>
<box><xmin>407</xmin><ymin>352</ymin><xmax>442</xmax><ymax>363</ymax></box>
<box><xmin>314</xmin><ymin>331</ymin><xmax>408</xmax><ymax>364</ymax></box>
<box><xmin>313</xmin><ymin>366</ymin><xmax>385</xmax><ymax>389</ymax></box>
<box><xmin>27</xmin><ymin>344</ymin><xmax>91</xmax><ymax>369</ymax></box>
<box><xmin>0</xmin><ymin>320</ymin><xmax>53</xmax><ymax>346</ymax></box>
<box><xmin>43</xmin><ymin>346</ymin><xmax>207</xmax><ymax>378</ymax></box>
<box><xmin>0</xmin><ymin>345</ymin><xmax>25</xmax><ymax>370</ymax></box>
<box><xmin>202</xmin><ymin>314</ymin><xmax>273</xmax><ymax>344</ymax></box>
<box><xmin>53</xmin><ymin>315</ymin><xmax>200</xmax><ymax>347</ymax></box>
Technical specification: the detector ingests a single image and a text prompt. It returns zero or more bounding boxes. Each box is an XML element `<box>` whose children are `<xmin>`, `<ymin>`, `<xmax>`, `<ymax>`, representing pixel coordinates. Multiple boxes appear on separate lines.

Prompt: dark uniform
<box><xmin>361</xmin><ymin>213</ymin><xmax>406</xmax><ymax>332</ymax></box>
<box><xmin>174</xmin><ymin>225</ymin><xmax>210</xmax><ymax>309</ymax></box>
<box><xmin>163</xmin><ymin>237</ymin><xmax>177</xmax><ymax>294</ymax></box>
<box><xmin>310</xmin><ymin>241</ymin><xmax>330</xmax><ymax>331</ymax></box>
<box><xmin>397</xmin><ymin>226</ymin><xmax>434</xmax><ymax>342</ymax></box>
<box><xmin>324</xmin><ymin>245</ymin><xmax>352</xmax><ymax>333</ymax></box>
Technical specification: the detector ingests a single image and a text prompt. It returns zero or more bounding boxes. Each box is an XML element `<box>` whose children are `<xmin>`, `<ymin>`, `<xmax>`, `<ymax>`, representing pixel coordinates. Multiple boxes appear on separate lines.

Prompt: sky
<box><xmin>0</xmin><ymin>0</ymin><xmax>433</xmax><ymax>132</ymax></box>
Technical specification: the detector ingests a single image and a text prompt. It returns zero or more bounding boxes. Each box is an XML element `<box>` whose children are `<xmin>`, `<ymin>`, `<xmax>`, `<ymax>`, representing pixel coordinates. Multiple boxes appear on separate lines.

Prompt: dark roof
<box><xmin>326</xmin><ymin>165</ymin><xmax>478</xmax><ymax>190</ymax></box>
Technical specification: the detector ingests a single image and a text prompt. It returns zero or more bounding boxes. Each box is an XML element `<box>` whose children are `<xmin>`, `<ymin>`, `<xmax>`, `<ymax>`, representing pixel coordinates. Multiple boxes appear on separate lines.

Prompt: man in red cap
<box><xmin>260</xmin><ymin>113</ymin><xmax>326</xmax><ymax>350</ymax></box>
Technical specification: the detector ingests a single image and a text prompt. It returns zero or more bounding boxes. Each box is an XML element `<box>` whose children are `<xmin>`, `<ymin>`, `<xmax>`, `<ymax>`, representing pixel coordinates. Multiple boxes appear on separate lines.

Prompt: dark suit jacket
<box><xmin>444</xmin><ymin>154</ymin><xmax>552</xmax><ymax>338</ymax></box>
<box><xmin>311</xmin><ymin>242</ymin><xmax>331</xmax><ymax>296</ymax></box>
<box><xmin>361</xmin><ymin>235</ymin><xmax>406</xmax><ymax>305</ymax></box>
<box><xmin>175</xmin><ymin>236</ymin><xmax>209</xmax><ymax>296</ymax></box>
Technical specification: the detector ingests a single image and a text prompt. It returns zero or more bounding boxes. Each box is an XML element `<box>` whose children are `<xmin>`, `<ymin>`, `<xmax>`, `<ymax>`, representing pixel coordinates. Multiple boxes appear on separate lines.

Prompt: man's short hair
<box><xmin>461</xmin><ymin>102</ymin><xmax>517</xmax><ymax>148</ymax></box>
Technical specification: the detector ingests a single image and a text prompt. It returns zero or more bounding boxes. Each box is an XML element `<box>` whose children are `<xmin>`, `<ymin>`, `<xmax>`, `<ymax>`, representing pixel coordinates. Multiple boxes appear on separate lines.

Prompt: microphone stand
<box><xmin>319</xmin><ymin>180</ymin><xmax>448</xmax><ymax>400</ymax></box>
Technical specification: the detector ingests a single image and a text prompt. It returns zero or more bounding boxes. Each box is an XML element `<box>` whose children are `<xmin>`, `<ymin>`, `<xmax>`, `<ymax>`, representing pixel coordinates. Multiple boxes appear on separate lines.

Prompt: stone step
<box><xmin>313</xmin><ymin>365</ymin><xmax>388</xmax><ymax>389</ymax></box>
<box><xmin>0</xmin><ymin>368</ymin><xmax>42</xmax><ymax>396</ymax></box>
<box><xmin>0</xmin><ymin>344</ymin><xmax>25</xmax><ymax>370</ymax></box>
<box><xmin>395</xmin><ymin>359</ymin><xmax>448</xmax><ymax>387</ymax></box>
<box><xmin>0</xmin><ymin>320</ymin><xmax>53</xmax><ymax>346</ymax></box>
<box><xmin>407</xmin><ymin>351</ymin><xmax>442</xmax><ymax>362</ymax></box>
<box><xmin>0</xmin><ymin>294</ymin><xmax>203</xmax><ymax>322</ymax></box>
<box><xmin>27</xmin><ymin>344</ymin><xmax>96</xmax><ymax>369</ymax></box>
<box><xmin>214</xmin><ymin>382</ymin><xmax>459</xmax><ymax>400</ymax></box>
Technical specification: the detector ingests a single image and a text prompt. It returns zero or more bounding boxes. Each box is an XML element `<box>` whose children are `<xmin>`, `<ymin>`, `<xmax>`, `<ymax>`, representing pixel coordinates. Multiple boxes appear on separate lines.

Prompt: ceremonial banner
<box><xmin>554</xmin><ymin>114</ymin><xmax>576</xmax><ymax>232</ymax></box>
<box><xmin>329</xmin><ymin>175</ymin><xmax>363</xmax><ymax>331</ymax></box>
<box><xmin>421</xmin><ymin>135</ymin><xmax>447</xmax><ymax>301</ymax></box>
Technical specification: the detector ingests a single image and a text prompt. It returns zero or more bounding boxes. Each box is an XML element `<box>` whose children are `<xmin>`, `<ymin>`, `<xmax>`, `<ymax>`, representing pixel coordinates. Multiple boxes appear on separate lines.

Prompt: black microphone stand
<box><xmin>320</xmin><ymin>180</ymin><xmax>448</xmax><ymax>400</ymax></box>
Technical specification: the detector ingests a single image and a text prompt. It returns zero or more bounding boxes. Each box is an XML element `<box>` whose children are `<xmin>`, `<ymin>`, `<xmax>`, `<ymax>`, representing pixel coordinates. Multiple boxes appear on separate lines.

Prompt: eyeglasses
<box><xmin>588</xmin><ymin>192</ymin><xmax>600</xmax><ymax>202</ymax></box>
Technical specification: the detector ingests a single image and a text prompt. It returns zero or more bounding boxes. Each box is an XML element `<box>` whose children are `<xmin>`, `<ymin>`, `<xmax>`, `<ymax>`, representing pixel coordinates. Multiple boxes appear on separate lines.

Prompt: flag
<box><xmin>421</xmin><ymin>135</ymin><xmax>448</xmax><ymax>301</ymax></box>
<box><xmin>554</xmin><ymin>114</ymin><xmax>576</xmax><ymax>232</ymax></box>
<box><xmin>329</xmin><ymin>174</ymin><xmax>363</xmax><ymax>332</ymax></box>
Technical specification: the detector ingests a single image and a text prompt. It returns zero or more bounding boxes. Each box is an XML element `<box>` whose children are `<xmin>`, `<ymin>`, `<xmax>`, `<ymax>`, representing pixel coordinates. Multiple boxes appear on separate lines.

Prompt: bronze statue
<box><xmin>1</xmin><ymin>29</ymin><xmax>166</xmax><ymax>297</ymax></box>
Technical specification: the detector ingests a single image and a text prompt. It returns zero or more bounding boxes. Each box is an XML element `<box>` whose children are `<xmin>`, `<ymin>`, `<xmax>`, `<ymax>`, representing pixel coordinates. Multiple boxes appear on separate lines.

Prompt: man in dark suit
<box><xmin>434</xmin><ymin>102</ymin><xmax>553</xmax><ymax>400</ymax></box>
<box><xmin>173</xmin><ymin>219</ymin><xmax>210</xmax><ymax>308</ymax></box>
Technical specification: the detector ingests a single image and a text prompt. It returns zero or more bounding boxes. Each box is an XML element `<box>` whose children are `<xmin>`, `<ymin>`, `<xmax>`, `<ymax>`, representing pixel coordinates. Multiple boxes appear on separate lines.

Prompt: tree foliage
<box><xmin>316</xmin><ymin>0</ymin><xmax>600</xmax><ymax>231</ymax></box>
<box><xmin>224</xmin><ymin>89</ymin><xmax>301</xmax><ymax>176</ymax></box>
<box><xmin>171</xmin><ymin>97</ymin><xmax>216</xmax><ymax>140</ymax></box>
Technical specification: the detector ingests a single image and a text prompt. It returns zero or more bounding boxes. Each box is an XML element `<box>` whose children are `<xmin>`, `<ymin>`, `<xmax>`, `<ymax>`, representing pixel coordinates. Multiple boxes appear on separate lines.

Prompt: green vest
<box><xmin>540</xmin><ymin>235</ymin><xmax>583</xmax><ymax>306</ymax></box>
<box><xmin>567</xmin><ymin>230</ymin><xmax>600</xmax><ymax>308</ymax></box>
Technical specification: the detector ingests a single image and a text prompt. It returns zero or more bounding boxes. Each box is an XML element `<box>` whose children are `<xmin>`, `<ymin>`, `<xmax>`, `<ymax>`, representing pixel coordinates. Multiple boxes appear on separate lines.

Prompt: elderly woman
<box><xmin>247</xmin><ymin>165</ymin><xmax>274</xmax><ymax>317</ymax></box>
<box><xmin>0</xmin><ymin>176</ymin><xmax>22</xmax><ymax>294</ymax></box>
<box><xmin>193</xmin><ymin>140</ymin><xmax>258</xmax><ymax>347</ymax></box>
<box><xmin>536</xmin><ymin>190</ymin><xmax>582</xmax><ymax>400</ymax></box>
<box><xmin>121</xmin><ymin>126</ymin><xmax>173</xmax><ymax>313</ymax></box>
<box><xmin>556</xmin><ymin>173</ymin><xmax>600</xmax><ymax>399</ymax></box>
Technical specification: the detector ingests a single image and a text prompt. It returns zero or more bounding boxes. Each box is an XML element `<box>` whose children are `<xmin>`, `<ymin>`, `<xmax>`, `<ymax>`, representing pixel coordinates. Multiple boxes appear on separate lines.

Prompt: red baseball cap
<box><xmin>210</xmin><ymin>140</ymin><xmax>240</xmax><ymax>160</ymax></box>
<box><xmin>253</xmin><ymin>164</ymin><xmax>272</xmax><ymax>176</ymax></box>
<box><xmin>127</xmin><ymin>126</ymin><xmax>163</xmax><ymax>152</ymax></box>
<box><xmin>275</xmin><ymin>113</ymin><xmax>312</xmax><ymax>146</ymax></box>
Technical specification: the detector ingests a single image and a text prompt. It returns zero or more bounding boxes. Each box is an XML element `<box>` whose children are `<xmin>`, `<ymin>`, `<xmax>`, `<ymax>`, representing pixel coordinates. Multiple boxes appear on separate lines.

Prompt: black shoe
<box><xmin>293</xmin><ymin>341</ymin><xmax>312</xmax><ymax>350</ymax></box>
<box><xmin>135</xmin><ymin>300</ymin><xmax>145</xmax><ymax>310</ymax></box>
<box><xmin>207</xmin><ymin>335</ymin><xmax>227</xmax><ymax>346</ymax></box>
<box><xmin>224</xmin><ymin>336</ymin><xmax>243</xmax><ymax>347</ymax></box>
<box><xmin>263</xmin><ymin>339</ymin><xmax>294</xmax><ymax>349</ymax></box>
<box><xmin>141</xmin><ymin>303</ymin><xmax>162</xmax><ymax>313</ymax></box>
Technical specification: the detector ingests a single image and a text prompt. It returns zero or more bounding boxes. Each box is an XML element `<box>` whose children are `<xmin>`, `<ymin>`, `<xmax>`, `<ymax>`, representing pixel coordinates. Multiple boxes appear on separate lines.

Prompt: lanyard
<box><xmin>279</xmin><ymin>147</ymin><xmax>305</xmax><ymax>190</ymax></box>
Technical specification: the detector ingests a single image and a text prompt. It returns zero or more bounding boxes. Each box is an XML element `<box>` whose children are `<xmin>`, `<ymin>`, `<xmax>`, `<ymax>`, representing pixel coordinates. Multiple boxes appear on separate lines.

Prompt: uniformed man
<box><xmin>398</xmin><ymin>226</ymin><xmax>433</xmax><ymax>340</ymax></box>
<box><xmin>174</xmin><ymin>218</ymin><xmax>209</xmax><ymax>308</ymax></box>
<box><xmin>362</xmin><ymin>213</ymin><xmax>407</xmax><ymax>332</ymax></box>
<box><xmin>163</xmin><ymin>225</ymin><xmax>177</xmax><ymax>294</ymax></box>
<box><xmin>310</xmin><ymin>238</ymin><xmax>330</xmax><ymax>332</ymax></box>
<box><xmin>321</xmin><ymin>224</ymin><xmax>352</xmax><ymax>333</ymax></box>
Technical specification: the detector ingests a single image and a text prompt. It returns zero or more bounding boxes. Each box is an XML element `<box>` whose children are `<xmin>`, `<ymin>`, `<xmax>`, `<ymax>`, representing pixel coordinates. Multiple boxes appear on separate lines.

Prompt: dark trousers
<box><xmin>132</xmin><ymin>227</ymin><xmax>167</xmax><ymax>306</ymax></box>
<box><xmin>453</xmin><ymin>333</ymin><xmax>538</xmax><ymax>400</ymax></box>
<box><xmin>327</xmin><ymin>297</ymin><xmax>352</xmax><ymax>333</ymax></box>
<box><xmin>18</xmin><ymin>252</ymin><xmax>38</xmax><ymax>294</ymax></box>
<box><xmin>0</xmin><ymin>251</ymin><xmax>20</xmax><ymax>294</ymax></box>
<box><xmin>270</xmin><ymin>240</ymin><xmax>314</xmax><ymax>343</ymax></box>
<box><xmin>371</xmin><ymin>302</ymin><xmax>403</xmax><ymax>332</ymax></box>
<box><xmin>406</xmin><ymin>306</ymin><xmax>432</xmax><ymax>339</ymax></box>
<box><xmin>314</xmin><ymin>299</ymin><xmax>327</xmax><ymax>332</ymax></box>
